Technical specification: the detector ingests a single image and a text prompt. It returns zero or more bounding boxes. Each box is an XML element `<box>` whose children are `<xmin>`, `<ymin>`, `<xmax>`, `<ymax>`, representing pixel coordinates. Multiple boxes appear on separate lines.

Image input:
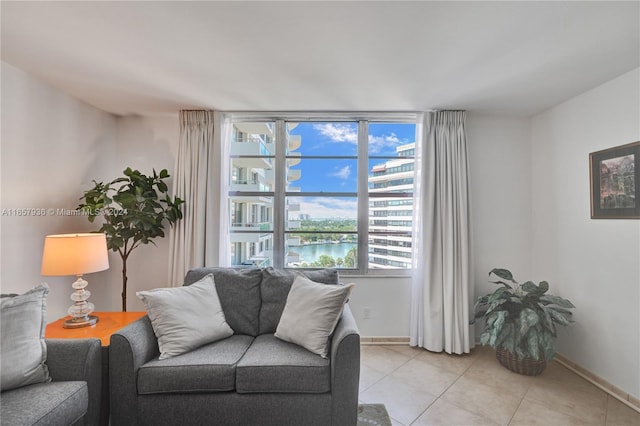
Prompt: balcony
<box><xmin>287</xmin><ymin>152</ymin><xmax>301</xmax><ymax>166</ymax></box>
<box><xmin>287</xmin><ymin>168</ymin><xmax>301</xmax><ymax>182</ymax></box>
<box><xmin>288</xmin><ymin>134</ymin><xmax>301</xmax><ymax>152</ymax></box>
<box><xmin>234</xmin><ymin>122</ymin><xmax>274</xmax><ymax>137</ymax></box>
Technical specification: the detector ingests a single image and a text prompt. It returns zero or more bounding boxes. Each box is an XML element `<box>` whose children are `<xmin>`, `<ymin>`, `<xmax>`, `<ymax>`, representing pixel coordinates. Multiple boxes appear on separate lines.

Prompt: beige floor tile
<box><xmin>510</xmin><ymin>397</ymin><xmax>591</xmax><ymax>425</ymax></box>
<box><xmin>412</xmin><ymin>398</ymin><xmax>498</xmax><ymax>425</ymax></box>
<box><xmin>441</xmin><ymin>375</ymin><xmax>523</xmax><ymax>425</ymax></box>
<box><xmin>462</xmin><ymin>354</ymin><xmax>533</xmax><ymax>397</ymax></box>
<box><xmin>360</xmin><ymin>363</ymin><xmax>386</xmax><ymax>392</ymax></box>
<box><xmin>606</xmin><ymin>396</ymin><xmax>640</xmax><ymax>426</ymax></box>
<box><xmin>385</xmin><ymin>344</ymin><xmax>422</xmax><ymax>359</ymax></box>
<box><xmin>359</xmin><ymin>374</ymin><xmax>438</xmax><ymax>426</ymax></box>
<box><xmin>412</xmin><ymin>347</ymin><xmax>477</xmax><ymax>376</ymax></box>
<box><xmin>389</xmin><ymin>357</ymin><xmax>459</xmax><ymax>397</ymax></box>
<box><xmin>524</xmin><ymin>378</ymin><xmax>607</xmax><ymax>425</ymax></box>
<box><xmin>361</xmin><ymin>345</ymin><xmax>414</xmax><ymax>376</ymax></box>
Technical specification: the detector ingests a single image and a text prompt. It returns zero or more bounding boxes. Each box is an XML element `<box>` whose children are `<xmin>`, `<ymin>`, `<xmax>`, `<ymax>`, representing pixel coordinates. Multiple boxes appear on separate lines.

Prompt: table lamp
<box><xmin>41</xmin><ymin>233</ymin><xmax>109</xmax><ymax>328</ymax></box>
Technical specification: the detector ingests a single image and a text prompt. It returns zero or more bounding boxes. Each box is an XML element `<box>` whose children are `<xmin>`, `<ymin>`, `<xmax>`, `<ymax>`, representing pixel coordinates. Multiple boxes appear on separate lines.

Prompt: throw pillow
<box><xmin>184</xmin><ymin>267</ymin><xmax>262</xmax><ymax>336</ymax></box>
<box><xmin>275</xmin><ymin>275</ymin><xmax>354</xmax><ymax>358</ymax></box>
<box><xmin>259</xmin><ymin>267</ymin><xmax>339</xmax><ymax>334</ymax></box>
<box><xmin>1</xmin><ymin>283</ymin><xmax>51</xmax><ymax>391</ymax></box>
<box><xmin>137</xmin><ymin>274</ymin><xmax>233</xmax><ymax>359</ymax></box>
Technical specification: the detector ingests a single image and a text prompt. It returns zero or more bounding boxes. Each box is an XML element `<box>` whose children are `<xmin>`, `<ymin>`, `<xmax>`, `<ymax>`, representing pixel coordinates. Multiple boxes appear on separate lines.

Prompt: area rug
<box><xmin>357</xmin><ymin>404</ymin><xmax>392</xmax><ymax>426</ymax></box>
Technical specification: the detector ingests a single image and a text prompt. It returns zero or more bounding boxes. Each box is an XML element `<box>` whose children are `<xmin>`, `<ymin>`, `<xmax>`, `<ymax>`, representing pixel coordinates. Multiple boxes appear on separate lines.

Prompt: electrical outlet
<box><xmin>363</xmin><ymin>307</ymin><xmax>371</xmax><ymax>319</ymax></box>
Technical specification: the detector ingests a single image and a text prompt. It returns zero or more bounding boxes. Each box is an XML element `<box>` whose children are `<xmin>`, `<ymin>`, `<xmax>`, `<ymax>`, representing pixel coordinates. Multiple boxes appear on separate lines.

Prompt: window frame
<box><xmin>226</xmin><ymin>112</ymin><xmax>419</xmax><ymax>276</ymax></box>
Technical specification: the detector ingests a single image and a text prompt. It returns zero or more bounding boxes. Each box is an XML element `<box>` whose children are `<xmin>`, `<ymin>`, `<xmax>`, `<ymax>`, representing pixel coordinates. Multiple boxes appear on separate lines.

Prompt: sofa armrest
<box><xmin>46</xmin><ymin>338</ymin><xmax>102</xmax><ymax>426</ymax></box>
<box><xmin>109</xmin><ymin>315</ymin><xmax>158</xmax><ymax>426</ymax></box>
<box><xmin>329</xmin><ymin>304</ymin><xmax>360</xmax><ymax>426</ymax></box>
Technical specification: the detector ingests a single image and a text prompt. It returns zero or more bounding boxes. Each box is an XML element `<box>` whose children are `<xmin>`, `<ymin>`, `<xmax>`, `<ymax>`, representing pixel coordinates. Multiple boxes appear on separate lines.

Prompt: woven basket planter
<box><xmin>495</xmin><ymin>347</ymin><xmax>547</xmax><ymax>376</ymax></box>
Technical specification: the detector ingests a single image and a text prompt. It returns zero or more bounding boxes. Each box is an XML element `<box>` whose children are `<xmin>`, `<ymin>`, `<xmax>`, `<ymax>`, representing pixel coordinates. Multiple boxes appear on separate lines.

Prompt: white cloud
<box><xmin>329</xmin><ymin>165</ymin><xmax>351</xmax><ymax>180</ymax></box>
<box><xmin>313</xmin><ymin>123</ymin><xmax>357</xmax><ymax>144</ymax></box>
<box><xmin>293</xmin><ymin>197</ymin><xmax>357</xmax><ymax>219</ymax></box>
<box><xmin>369</xmin><ymin>132</ymin><xmax>402</xmax><ymax>153</ymax></box>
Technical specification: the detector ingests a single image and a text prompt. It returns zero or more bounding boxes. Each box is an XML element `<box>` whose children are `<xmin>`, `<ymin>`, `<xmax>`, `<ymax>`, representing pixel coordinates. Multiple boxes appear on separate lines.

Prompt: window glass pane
<box><xmin>230</xmin><ymin>121</ymin><xmax>275</xmax><ymax>193</ymax></box>
<box><xmin>367</xmin><ymin>123</ymin><xmax>416</xmax><ymax>270</ymax></box>
<box><xmin>286</xmin><ymin>233</ymin><xmax>358</xmax><ymax>269</ymax></box>
<box><xmin>286</xmin><ymin>196</ymin><xmax>357</xmax><ymax>231</ymax></box>
<box><xmin>289</xmin><ymin>122</ymin><xmax>358</xmax><ymax>156</ymax></box>
<box><xmin>230</xmin><ymin>234</ymin><xmax>273</xmax><ymax>268</ymax></box>
<box><xmin>368</xmin><ymin>123</ymin><xmax>415</xmax><ymax>157</ymax></box>
<box><xmin>286</xmin><ymin>195</ymin><xmax>357</xmax><ymax>269</ymax></box>
<box><xmin>230</xmin><ymin>197</ymin><xmax>273</xmax><ymax>230</ymax></box>
<box><xmin>287</xmin><ymin>158</ymin><xmax>357</xmax><ymax>193</ymax></box>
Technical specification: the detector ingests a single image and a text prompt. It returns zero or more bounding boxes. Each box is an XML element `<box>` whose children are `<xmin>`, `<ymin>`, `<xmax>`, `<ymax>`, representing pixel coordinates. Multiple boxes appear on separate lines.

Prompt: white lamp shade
<box><xmin>41</xmin><ymin>233</ymin><xmax>109</xmax><ymax>276</ymax></box>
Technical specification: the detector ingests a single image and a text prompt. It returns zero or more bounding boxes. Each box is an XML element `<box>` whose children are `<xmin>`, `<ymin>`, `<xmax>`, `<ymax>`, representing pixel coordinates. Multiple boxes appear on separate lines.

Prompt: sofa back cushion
<box><xmin>184</xmin><ymin>268</ymin><xmax>262</xmax><ymax>336</ymax></box>
<box><xmin>259</xmin><ymin>267</ymin><xmax>339</xmax><ymax>334</ymax></box>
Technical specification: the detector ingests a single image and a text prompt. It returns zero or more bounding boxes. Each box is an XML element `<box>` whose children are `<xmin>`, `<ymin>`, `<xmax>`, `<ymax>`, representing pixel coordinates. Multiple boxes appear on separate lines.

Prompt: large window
<box><xmin>228</xmin><ymin>114</ymin><xmax>417</xmax><ymax>274</ymax></box>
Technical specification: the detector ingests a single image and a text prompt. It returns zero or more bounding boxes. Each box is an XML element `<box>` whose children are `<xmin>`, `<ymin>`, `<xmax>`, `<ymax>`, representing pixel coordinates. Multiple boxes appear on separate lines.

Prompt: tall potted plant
<box><xmin>78</xmin><ymin>167</ymin><xmax>184</xmax><ymax>311</ymax></box>
<box><xmin>472</xmin><ymin>268</ymin><xmax>575</xmax><ymax>375</ymax></box>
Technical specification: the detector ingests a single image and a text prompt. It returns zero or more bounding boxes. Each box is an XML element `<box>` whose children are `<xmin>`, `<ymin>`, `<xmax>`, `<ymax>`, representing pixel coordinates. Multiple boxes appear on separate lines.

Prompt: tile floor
<box><xmin>359</xmin><ymin>345</ymin><xmax>640</xmax><ymax>426</ymax></box>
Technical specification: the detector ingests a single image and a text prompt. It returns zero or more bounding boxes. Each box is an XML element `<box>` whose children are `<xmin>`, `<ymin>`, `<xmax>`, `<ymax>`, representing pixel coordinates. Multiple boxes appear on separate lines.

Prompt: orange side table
<box><xmin>46</xmin><ymin>311</ymin><xmax>146</xmax><ymax>425</ymax></box>
<box><xmin>46</xmin><ymin>311</ymin><xmax>146</xmax><ymax>346</ymax></box>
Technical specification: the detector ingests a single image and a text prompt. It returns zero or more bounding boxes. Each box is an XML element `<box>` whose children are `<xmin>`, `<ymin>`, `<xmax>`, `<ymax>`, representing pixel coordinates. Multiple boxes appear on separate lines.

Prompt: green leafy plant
<box><xmin>472</xmin><ymin>268</ymin><xmax>575</xmax><ymax>363</ymax></box>
<box><xmin>78</xmin><ymin>168</ymin><xmax>184</xmax><ymax>311</ymax></box>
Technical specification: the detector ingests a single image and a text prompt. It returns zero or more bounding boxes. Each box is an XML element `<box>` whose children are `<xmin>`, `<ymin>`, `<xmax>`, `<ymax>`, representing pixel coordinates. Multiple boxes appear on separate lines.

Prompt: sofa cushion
<box><xmin>236</xmin><ymin>334</ymin><xmax>330</xmax><ymax>394</ymax></box>
<box><xmin>138</xmin><ymin>335</ymin><xmax>254</xmax><ymax>394</ymax></box>
<box><xmin>0</xmin><ymin>381</ymin><xmax>87</xmax><ymax>426</ymax></box>
<box><xmin>1</xmin><ymin>284</ymin><xmax>50</xmax><ymax>392</ymax></box>
<box><xmin>137</xmin><ymin>274</ymin><xmax>234</xmax><ymax>360</ymax></box>
<box><xmin>259</xmin><ymin>267</ymin><xmax>339</xmax><ymax>334</ymax></box>
<box><xmin>185</xmin><ymin>268</ymin><xmax>262</xmax><ymax>336</ymax></box>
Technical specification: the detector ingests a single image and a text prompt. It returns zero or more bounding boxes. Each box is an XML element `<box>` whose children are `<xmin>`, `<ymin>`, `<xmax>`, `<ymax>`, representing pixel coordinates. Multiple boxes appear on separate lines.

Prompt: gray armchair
<box><xmin>0</xmin><ymin>338</ymin><xmax>102</xmax><ymax>426</ymax></box>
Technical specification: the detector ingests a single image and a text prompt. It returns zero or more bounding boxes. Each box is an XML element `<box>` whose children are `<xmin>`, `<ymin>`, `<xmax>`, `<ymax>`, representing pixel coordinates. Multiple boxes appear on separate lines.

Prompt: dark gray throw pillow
<box><xmin>259</xmin><ymin>267</ymin><xmax>339</xmax><ymax>334</ymax></box>
<box><xmin>184</xmin><ymin>268</ymin><xmax>262</xmax><ymax>336</ymax></box>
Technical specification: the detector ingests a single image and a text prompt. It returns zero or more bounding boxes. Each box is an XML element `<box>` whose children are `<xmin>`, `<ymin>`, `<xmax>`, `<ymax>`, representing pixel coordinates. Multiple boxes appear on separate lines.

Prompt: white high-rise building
<box><xmin>368</xmin><ymin>143</ymin><xmax>415</xmax><ymax>269</ymax></box>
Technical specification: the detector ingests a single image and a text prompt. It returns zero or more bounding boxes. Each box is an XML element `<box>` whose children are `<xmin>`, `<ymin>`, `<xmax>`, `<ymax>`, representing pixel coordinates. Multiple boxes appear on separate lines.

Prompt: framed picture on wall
<box><xmin>589</xmin><ymin>141</ymin><xmax>640</xmax><ymax>219</ymax></box>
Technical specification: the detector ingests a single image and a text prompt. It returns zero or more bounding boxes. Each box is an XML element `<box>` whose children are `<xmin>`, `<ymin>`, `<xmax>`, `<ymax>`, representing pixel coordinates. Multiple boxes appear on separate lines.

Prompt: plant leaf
<box><xmin>489</xmin><ymin>268</ymin><xmax>517</xmax><ymax>283</ymax></box>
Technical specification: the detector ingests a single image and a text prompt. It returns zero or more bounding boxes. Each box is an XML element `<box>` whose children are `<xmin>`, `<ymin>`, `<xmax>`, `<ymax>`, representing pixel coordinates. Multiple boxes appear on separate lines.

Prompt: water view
<box><xmin>295</xmin><ymin>242</ymin><xmax>357</xmax><ymax>266</ymax></box>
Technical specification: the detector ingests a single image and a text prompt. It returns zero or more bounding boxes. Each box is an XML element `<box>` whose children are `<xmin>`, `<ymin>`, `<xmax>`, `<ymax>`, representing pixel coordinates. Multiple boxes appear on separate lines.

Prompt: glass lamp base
<box><xmin>63</xmin><ymin>315</ymin><xmax>99</xmax><ymax>329</ymax></box>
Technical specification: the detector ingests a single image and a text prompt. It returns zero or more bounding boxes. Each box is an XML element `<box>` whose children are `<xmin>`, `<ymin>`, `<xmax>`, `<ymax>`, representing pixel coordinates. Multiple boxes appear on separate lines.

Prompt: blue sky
<box><xmin>285</xmin><ymin>122</ymin><xmax>415</xmax><ymax>219</ymax></box>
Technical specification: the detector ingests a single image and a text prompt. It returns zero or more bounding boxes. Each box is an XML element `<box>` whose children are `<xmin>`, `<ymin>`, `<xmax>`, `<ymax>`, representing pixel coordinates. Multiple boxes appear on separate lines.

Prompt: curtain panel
<box><xmin>410</xmin><ymin>110</ymin><xmax>473</xmax><ymax>354</ymax></box>
<box><xmin>168</xmin><ymin>110</ymin><xmax>230</xmax><ymax>286</ymax></box>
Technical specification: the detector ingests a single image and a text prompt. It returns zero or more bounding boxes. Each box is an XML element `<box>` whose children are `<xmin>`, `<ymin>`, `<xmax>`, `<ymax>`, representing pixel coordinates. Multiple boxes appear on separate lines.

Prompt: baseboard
<box><xmin>360</xmin><ymin>336</ymin><xmax>410</xmax><ymax>345</ymax></box>
<box><xmin>554</xmin><ymin>353</ymin><xmax>640</xmax><ymax>413</ymax></box>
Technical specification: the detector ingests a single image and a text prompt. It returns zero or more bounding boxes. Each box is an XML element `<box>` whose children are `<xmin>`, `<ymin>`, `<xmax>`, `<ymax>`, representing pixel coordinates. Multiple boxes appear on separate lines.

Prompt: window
<box><xmin>227</xmin><ymin>114</ymin><xmax>417</xmax><ymax>274</ymax></box>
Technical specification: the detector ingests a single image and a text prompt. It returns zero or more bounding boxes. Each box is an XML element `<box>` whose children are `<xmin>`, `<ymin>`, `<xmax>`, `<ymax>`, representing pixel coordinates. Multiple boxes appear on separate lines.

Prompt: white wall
<box><xmin>111</xmin><ymin>115</ymin><xmax>178</xmax><ymax>312</ymax></box>
<box><xmin>467</xmin><ymin>114</ymin><xmax>533</xmax><ymax>295</ymax></box>
<box><xmin>531</xmin><ymin>68</ymin><xmax>640</xmax><ymax>399</ymax></box>
<box><xmin>1</xmin><ymin>62</ymin><xmax>118</xmax><ymax>320</ymax></box>
<box><xmin>0</xmin><ymin>63</ymin><xmax>180</xmax><ymax>318</ymax></box>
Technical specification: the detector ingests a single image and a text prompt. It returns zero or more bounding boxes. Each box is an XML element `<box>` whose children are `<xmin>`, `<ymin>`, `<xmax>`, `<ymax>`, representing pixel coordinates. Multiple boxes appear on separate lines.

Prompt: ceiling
<box><xmin>2</xmin><ymin>1</ymin><xmax>638</xmax><ymax>117</ymax></box>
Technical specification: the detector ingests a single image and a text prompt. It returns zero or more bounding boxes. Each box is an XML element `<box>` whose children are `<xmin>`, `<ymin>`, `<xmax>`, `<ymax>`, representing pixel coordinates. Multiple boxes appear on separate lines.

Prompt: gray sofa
<box><xmin>110</xmin><ymin>267</ymin><xmax>360</xmax><ymax>426</ymax></box>
<box><xmin>0</xmin><ymin>338</ymin><xmax>102</xmax><ymax>426</ymax></box>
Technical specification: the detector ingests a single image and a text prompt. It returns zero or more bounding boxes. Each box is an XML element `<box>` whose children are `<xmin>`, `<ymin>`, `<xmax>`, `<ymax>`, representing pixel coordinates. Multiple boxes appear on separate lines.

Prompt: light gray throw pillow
<box><xmin>1</xmin><ymin>283</ymin><xmax>51</xmax><ymax>391</ymax></box>
<box><xmin>275</xmin><ymin>275</ymin><xmax>354</xmax><ymax>358</ymax></box>
<box><xmin>137</xmin><ymin>274</ymin><xmax>233</xmax><ymax>359</ymax></box>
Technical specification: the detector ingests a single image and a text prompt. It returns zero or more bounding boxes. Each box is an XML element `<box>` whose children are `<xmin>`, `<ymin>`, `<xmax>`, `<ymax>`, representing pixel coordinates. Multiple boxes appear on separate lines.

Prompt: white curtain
<box><xmin>168</xmin><ymin>110</ymin><xmax>231</xmax><ymax>286</ymax></box>
<box><xmin>410</xmin><ymin>110</ymin><xmax>473</xmax><ymax>354</ymax></box>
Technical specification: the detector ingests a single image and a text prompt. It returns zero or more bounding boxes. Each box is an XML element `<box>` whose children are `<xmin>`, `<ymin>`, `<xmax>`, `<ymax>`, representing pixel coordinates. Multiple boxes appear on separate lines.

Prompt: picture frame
<box><xmin>589</xmin><ymin>141</ymin><xmax>640</xmax><ymax>219</ymax></box>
